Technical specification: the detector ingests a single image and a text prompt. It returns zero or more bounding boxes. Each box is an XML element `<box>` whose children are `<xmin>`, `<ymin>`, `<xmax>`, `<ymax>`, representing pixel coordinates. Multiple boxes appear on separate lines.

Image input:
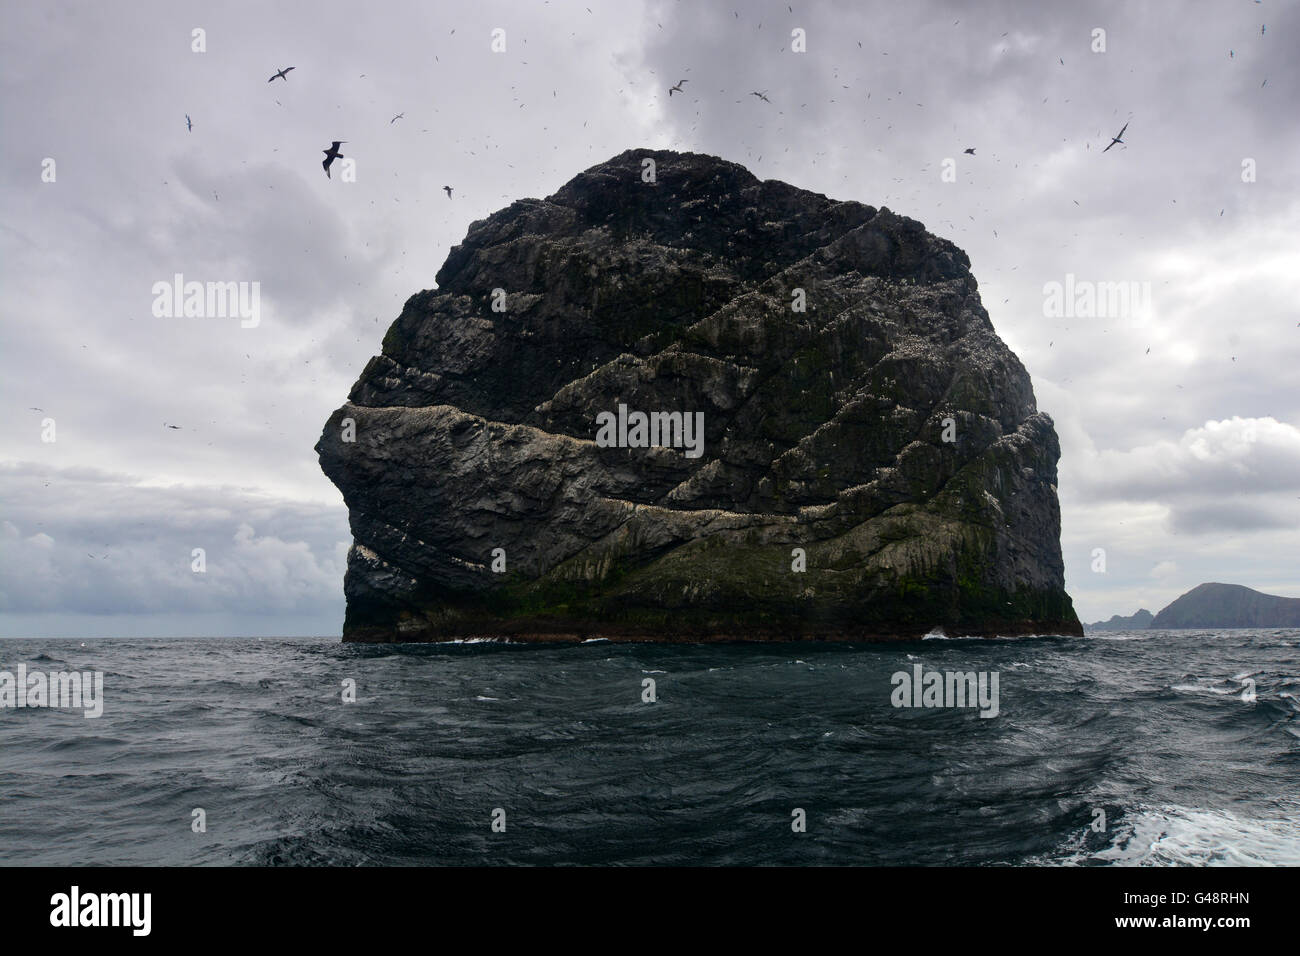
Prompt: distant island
<box><xmin>1086</xmin><ymin>608</ymin><xmax>1153</xmax><ymax>631</ymax></box>
<box><xmin>1088</xmin><ymin>583</ymin><xmax>1300</xmax><ymax>630</ymax></box>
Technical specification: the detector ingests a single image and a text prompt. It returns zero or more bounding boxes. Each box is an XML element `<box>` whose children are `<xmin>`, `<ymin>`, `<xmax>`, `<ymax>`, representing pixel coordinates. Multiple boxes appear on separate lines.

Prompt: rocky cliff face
<box><xmin>317</xmin><ymin>149</ymin><xmax>1082</xmax><ymax>642</ymax></box>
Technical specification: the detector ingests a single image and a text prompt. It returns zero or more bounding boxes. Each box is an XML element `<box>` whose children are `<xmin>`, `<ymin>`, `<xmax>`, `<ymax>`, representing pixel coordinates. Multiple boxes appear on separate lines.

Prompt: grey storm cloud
<box><xmin>1169</xmin><ymin>502</ymin><xmax>1291</xmax><ymax>536</ymax></box>
<box><xmin>0</xmin><ymin>462</ymin><xmax>348</xmax><ymax>618</ymax></box>
<box><xmin>2</xmin><ymin>0</ymin><xmax>1297</xmax><ymax>633</ymax></box>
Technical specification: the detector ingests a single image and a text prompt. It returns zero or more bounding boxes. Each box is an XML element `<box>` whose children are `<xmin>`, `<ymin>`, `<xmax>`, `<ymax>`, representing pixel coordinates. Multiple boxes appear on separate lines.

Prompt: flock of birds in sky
<box><xmin>148</xmin><ymin>3</ymin><xmax>1272</xmax><ymax>442</ymax></box>
<box><xmin>173</xmin><ymin>3</ymin><xmax>1274</xmax><ymax>221</ymax></box>
<box><xmin>665</xmin><ymin>66</ymin><xmax>1130</xmax><ymax>156</ymax></box>
<box><xmin>184</xmin><ymin>63</ymin><xmax>457</xmax><ymax>194</ymax></box>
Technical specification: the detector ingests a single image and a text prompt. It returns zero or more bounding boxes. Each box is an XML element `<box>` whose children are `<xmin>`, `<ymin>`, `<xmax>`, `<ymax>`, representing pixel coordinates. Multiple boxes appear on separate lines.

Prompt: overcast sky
<box><xmin>2</xmin><ymin>0</ymin><xmax>1297</xmax><ymax>637</ymax></box>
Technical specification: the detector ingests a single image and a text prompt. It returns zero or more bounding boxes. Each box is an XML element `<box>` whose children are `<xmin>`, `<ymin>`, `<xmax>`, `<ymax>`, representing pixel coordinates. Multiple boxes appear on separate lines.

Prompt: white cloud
<box><xmin>1150</xmin><ymin>560</ymin><xmax>1177</xmax><ymax>580</ymax></box>
<box><xmin>1079</xmin><ymin>416</ymin><xmax>1300</xmax><ymax>501</ymax></box>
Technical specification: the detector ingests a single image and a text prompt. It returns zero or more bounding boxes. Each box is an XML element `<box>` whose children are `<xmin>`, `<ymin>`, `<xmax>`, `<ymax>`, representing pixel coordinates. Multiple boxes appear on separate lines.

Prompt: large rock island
<box><xmin>317</xmin><ymin>149</ymin><xmax>1082</xmax><ymax>643</ymax></box>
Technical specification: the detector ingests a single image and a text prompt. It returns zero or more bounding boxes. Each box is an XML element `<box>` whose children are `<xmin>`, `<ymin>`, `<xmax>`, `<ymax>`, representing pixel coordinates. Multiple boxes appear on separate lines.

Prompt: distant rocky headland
<box><xmin>317</xmin><ymin>149</ymin><xmax>1083</xmax><ymax>643</ymax></box>
<box><xmin>1089</xmin><ymin>583</ymin><xmax>1300</xmax><ymax>630</ymax></box>
<box><xmin>1086</xmin><ymin>608</ymin><xmax>1154</xmax><ymax>631</ymax></box>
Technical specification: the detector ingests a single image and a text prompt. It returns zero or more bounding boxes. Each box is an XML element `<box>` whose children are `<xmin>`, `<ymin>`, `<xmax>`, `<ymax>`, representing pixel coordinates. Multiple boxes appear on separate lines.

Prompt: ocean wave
<box><xmin>1170</xmin><ymin>683</ymin><xmax>1242</xmax><ymax>696</ymax></box>
<box><xmin>1047</xmin><ymin>803</ymin><xmax>1300</xmax><ymax>866</ymax></box>
<box><xmin>1170</xmin><ymin>674</ymin><xmax>1258</xmax><ymax>700</ymax></box>
<box><xmin>923</xmin><ymin>631</ymin><xmax>1081</xmax><ymax>642</ymax></box>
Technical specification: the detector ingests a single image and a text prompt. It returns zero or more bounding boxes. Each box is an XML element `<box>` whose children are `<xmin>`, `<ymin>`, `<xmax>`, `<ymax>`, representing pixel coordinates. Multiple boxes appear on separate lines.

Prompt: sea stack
<box><xmin>317</xmin><ymin>149</ymin><xmax>1083</xmax><ymax>642</ymax></box>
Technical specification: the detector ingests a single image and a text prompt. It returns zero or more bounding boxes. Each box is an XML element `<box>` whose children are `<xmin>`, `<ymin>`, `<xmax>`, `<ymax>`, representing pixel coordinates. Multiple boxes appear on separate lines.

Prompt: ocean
<box><xmin>1</xmin><ymin>629</ymin><xmax>1297</xmax><ymax>866</ymax></box>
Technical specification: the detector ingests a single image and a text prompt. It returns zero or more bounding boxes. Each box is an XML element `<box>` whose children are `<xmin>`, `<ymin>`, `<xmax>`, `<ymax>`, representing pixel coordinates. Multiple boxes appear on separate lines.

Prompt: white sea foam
<box><xmin>923</xmin><ymin>631</ymin><xmax>1076</xmax><ymax>642</ymax></box>
<box><xmin>1063</xmin><ymin>804</ymin><xmax>1300</xmax><ymax>866</ymax></box>
<box><xmin>1170</xmin><ymin>683</ymin><xmax>1240</xmax><ymax>696</ymax></box>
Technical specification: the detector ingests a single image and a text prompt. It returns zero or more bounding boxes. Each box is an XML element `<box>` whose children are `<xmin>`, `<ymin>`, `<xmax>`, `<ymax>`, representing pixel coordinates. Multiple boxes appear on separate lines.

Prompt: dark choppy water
<box><xmin>1</xmin><ymin>630</ymin><xmax>1297</xmax><ymax>866</ymax></box>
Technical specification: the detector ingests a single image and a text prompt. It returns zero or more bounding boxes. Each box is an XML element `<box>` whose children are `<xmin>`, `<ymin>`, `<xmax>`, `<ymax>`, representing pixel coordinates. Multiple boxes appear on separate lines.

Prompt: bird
<box><xmin>28</xmin><ymin>407</ymin><xmax>43</xmax><ymax>412</ymax></box>
<box><xmin>268</xmin><ymin>66</ymin><xmax>295</xmax><ymax>82</ymax></box>
<box><xmin>1103</xmin><ymin>121</ymin><xmax>1128</xmax><ymax>153</ymax></box>
<box><xmin>669</xmin><ymin>79</ymin><xmax>688</xmax><ymax>96</ymax></box>
<box><xmin>443</xmin><ymin>185</ymin><xmax>453</xmax><ymax>198</ymax></box>
<box><xmin>322</xmin><ymin>141</ymin><xmax>346</xmax><ymax>177</ymax></box>
<box><xmin>185</xmin><ymin>114</ymin><xmax>192</xmax><ymax>132</ymax></box>
<box><xmin>963</xmin><ymin>147</ymin><xmax>975</xmax><ymax>155</ymax></box>
<box><xmin>163</xmin><ymin>423</ymin><xmax>181</xmax><ymax>430</ymax></box>
<box><xmin>750</xmin><ymin>90</ymin><xmax>770</xmax><ymax>103</ymax></box>
<box><xmin>390</xmin><ymin>112</ymin><xmax>404</xmax><ymax>123</ymax></box>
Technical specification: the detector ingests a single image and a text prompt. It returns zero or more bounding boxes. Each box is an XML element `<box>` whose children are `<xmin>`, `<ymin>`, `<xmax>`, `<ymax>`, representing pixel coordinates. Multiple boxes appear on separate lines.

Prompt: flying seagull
<box><xmin>164</xmin><ymin>423</ymin><xmax>182</xmax><ymax>430</ymax></box>
<box><xmin>1103</xmin><ymin>121</ymin><xmax>1128</xmax><ymax>153</ymax></box>
<box><xmin>963</xmin><ymin>147</ymin><xmax>975</xmax><ymax>155</ymax></box>
<box><xmin>185</xmin><ymin>114</ymin><xmax>192</xmax><ymax>132</ymax></box>
<box><xmin>390</xmin><ymin>112</ymin><xmax>404</xmax><ymax>124</ymax></box>
<box><xmin>268</xmin><ymin>66</ymin><xmax>295</xmax><ymax>82</ymax></box>
<box><xmin>669</xmin><ymin>79</ymin><xmax>688</xmax><ymax>96</ymax></box>
<box><xmin>750</xmin><ymin>90</ymin><xmax>770</xmax><ymax>103</ymax></box>
<box><xmin>443</xmin><ymin>185</ymin><xmax>453</xmax><ymax>198</ymax></box>
<box><xmin>322</xmin><ymin>141</ymin><xmax>346</xmax><ymax>178</ymax></box>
